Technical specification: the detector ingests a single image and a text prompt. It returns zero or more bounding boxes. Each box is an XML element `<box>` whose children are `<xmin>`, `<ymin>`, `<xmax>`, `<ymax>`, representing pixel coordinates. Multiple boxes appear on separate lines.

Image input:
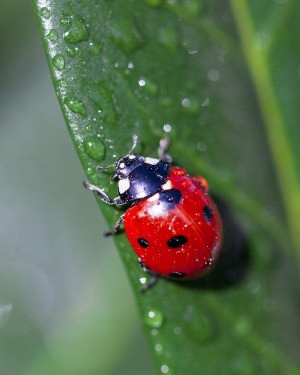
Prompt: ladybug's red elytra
<box><xmin>84</xmin><ymin>136</ymin><xmax>222</xmax><ymax>291</ymax></box>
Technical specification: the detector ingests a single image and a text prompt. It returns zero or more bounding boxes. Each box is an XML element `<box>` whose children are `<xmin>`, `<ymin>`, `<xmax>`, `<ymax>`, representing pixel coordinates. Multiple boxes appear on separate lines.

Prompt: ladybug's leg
<box><xmin>83</xmin><ymin>180</ymin><xmax>125</xmax><ymax>206</ymax></box>
<box><xmin>104</xmin><ymin>213</ymin><xmax>125</xmax><ymax>237</ymax></box>
<box><xmin>138</xmin><ymin>258</ymin><xmax>159</xmax><ymax>293</ymax></box>
<box><xmin>158</xmin><ymin>136</ymin><xmax>172</xmax><ymax>163</ymax></box>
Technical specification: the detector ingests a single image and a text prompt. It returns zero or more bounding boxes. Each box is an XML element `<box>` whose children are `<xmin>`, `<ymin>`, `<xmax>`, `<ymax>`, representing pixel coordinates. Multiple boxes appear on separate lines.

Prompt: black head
<box><xmin>97</xmin><ymin>135</ymin><xmax>170</xmax><ymax>204</ymax></box>
<box><xmin>115</xmin><ymin>153</ymin><xmax>145</xmax><ymax>178</ymax></box>
<box><xmin>117</xmin><ymin>155</ymin><xmax>170</xmax><ymax>203</ymax></box>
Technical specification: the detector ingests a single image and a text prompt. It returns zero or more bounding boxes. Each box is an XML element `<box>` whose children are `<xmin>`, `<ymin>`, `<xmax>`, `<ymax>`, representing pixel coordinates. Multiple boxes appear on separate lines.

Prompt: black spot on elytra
<box><xmin>203</xmin><ymin>205</ymin><xmax>213</xmax><ymax>222</ymax></box>
<box><xmin>169</xmin><ymin>272</ymin><xmax>186</xmax><ymax>278</ymax></box>
<box><xmin>158</xmin><ymin>188</ymin><xmax>182</xmax><ymax>209</ymax></box>
<box><xmin>167</xmin><ymin>235</ymin><xmax>188</xmax><ymax>248</ymax></box>
<box><xmin>137</xmin><ymin>238</ymin><xmax>149</xmax><ymax>248</ymax></box>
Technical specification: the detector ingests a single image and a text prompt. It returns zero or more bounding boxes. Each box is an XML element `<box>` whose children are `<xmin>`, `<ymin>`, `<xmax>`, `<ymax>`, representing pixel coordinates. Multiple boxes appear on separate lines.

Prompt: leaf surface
<box><xmin>33</xmin><ymin>0</ymin><xmax>300</xmax><ymax>373</ymax></box>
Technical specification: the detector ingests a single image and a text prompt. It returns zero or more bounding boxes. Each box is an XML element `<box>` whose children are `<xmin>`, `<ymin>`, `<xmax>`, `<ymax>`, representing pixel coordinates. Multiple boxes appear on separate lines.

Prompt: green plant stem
<box><xmin>230</xmin><ymin>0</ymin><xmax>300</xmax><ymax>262</ymax></box>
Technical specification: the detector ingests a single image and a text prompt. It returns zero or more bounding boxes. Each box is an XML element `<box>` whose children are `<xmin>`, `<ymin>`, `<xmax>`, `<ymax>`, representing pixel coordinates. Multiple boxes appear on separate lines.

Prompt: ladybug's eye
<box><xmin>202</xmin><ymin>205</ymin><xmax>213</xmax><ymax>222</ymax></box>
<box><xmin>137</xmin><ymin>238</ymin><xmax>149</xmax><ymax>248</ymax></box>
<box><xmin>167</xmin><ymin>235</ymin><xmax>188</xmax><ymax>248</ymax></box>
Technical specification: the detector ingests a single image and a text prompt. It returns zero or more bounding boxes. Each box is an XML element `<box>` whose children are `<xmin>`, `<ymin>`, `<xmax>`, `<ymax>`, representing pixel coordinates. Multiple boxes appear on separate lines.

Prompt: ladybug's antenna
<box><xmin>96</xmin><ymin>162</ymin><xmax>116</xmax><ymax>171</ymax></box>
<box><xmin>128</xmin><ymin>134</ymin><xmax>138</xmax><ymax>154</ymax></box>
<box><xmin>96</xmin><ymin>135</ymin><xmax>138</xmax><ymax>171</ymax></box>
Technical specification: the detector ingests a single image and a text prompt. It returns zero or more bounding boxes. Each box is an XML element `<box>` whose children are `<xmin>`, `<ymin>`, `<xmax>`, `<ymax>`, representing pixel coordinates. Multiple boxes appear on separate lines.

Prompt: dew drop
<box><xmin>74</xmin><ymin>46</ymin><xmax>82</xmax><ymax>57</ymax></box>
<box><xmin>63</xmin><ymin>15</ymin><xmax>88</xmax><ymax>44</ymax></box>
<box><xmin>66</xmin><ymin>46</ymin><xmax>76</xmax><ymax>58</ymax></box>
<box><xmin>207</xmin><ymin>69</ymin><xmax>220</xmax><ymax>81</ymax></box>
<box><xmin>181</xmin><ymin>97</ymin><xmax>199</xmax><ymax>114</ymax></box>
<box><xmin>39</xmin><ymin>7</ymin><xmax>50</xmax><ymax>19</ymax></box>
<box><xmin>57</xmin><ymin>78</ymin><xmax>68</xmax><ymax>87</ymax></box>
<box><xmin>83</xmin><ymin>137</ymin><xmax>105</xmax><ymax>162</ymax></box>
<box><xmin>52</xmin><ymin>54</ymin><xmax>65</xmax><ymax>71</ymax></box>
<box><xmin>85</xmin><ymin>124</ymin><xmax>92</xmax><ymax>132</ymax></box>
<box><xmin>155</xmin><ymin>343</ymin><xmax>162</xmax><ymax>352</ymax></box>
<box><xmin>138</xmin><ymin>78</ymin><xmax>158</xmax><ymax>96</ymax></box>
<box><xmin>145</xmin><ymin>309</ymin><xmax>164</xmax><ymax>329</ymax></box>
<box><xmin>138</xmin><ymin>78</ymin><xmax>146</xmax><ymax>87</ymax></box>
<box><xmin>201</xmin><ymin>97</ymin><xmax>210</xmax><ymax>107</ymax></box>
<box><xmin>173</xmin><ymin>326</ymin><xmax>181</xmax><ymax>335</ymax></box>
<box><xmin>64</xmin><ymin>96</ymin><xmax>87</xmax><ymax>118</ymax></box>
<box><xmin>88</xmin><ymin>41</ymin><xmax>102</xmax><ymax>56</ymax></box>
<box><xmin>47</xmin><ymin>29</ymin><xmax>58</xmax><ymax>42</ymax></box>
<box><xmin>161</xmin><ymin>364</ymin><xmax>170</xmax><ymax>374</ymax></box>
<box><xmin>60</xmin><ymin>16</ymin><xmax>69</xmax><ymax>27</ymax></box>
<box><xmin>151</xmin><ymin>328</ymin><xmax>158</xmax><ymax>336</ymax></box>
<box><xmin>139</xmin><ymin>277</ymin><xmax>147</xmax><ymax>285</ymax></box>
<box><xmin>197</xmin><ymin>142</ymin><xmax>206</xmax><ymax>152</ymax></box>
<box><xmin>163</xmin><ymin>124</ymin><xmax>172</xmax><ymax>133</ymax></box>
<box><xmin>181</xmin><ymin>179</ymin><xmax>191</xmax><ymax>188</ymax></box>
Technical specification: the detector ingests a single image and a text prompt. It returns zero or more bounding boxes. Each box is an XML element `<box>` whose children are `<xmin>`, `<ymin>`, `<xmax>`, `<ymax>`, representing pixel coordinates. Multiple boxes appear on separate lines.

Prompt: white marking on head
<box><xmin>118</xmin><ymin>178</ymin><xmax>130</xmax><ymax>194</ymax></box>
<box><xmin>147</xmin><ymin>193</ymin><xmax>160</xmax><ymax>202</ymax></box>
<box><xmin>119</xmin><ymin>162</ymin><xmax>125</xmax><ymax>169</ymax></box>
<box><xmin>145</xmin><ymin>157</ymin><xmax>159</xmax><ymax>165</ymax></box>
<box><xmin>129</xmin><ymin>154</ymin><xmax>136</xmax><ymax>159</ymax></box>
<box><xmin>161</xmin><ymin>180</ymin><xmax>173</xmax><ymax>190</ymax></box>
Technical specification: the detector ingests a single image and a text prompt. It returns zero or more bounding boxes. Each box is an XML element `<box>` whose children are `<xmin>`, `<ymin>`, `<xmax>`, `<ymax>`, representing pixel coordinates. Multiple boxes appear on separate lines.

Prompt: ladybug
<box><xmin>84</xmin><ymin>135</ymin><xmax>222</xmax><ymax>291</ymax></box>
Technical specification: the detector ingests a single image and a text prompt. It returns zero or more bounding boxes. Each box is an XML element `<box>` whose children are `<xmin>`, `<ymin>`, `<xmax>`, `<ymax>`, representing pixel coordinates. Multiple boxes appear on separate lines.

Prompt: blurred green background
<box><xmin>0</xmin><ymin>2</ymin><xmax>154</xmax><ymax>374</ymax></box>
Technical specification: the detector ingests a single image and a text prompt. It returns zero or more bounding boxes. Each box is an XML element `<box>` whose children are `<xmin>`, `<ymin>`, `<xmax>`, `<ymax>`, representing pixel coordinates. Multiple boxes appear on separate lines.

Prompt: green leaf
<box><xmin>33</xmin><ymin>0</ymin><xmax>299</xmax><ymax>374</ymax></box>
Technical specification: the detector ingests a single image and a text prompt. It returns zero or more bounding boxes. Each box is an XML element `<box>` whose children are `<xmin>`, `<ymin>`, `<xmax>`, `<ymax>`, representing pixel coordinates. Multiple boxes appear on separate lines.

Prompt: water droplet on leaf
<box><xmin>57</xmin><ymin>78</ymin><xmax>68</xmax><ymax>87</ymax></box>
<box><xmin>39</xmin><ymin>7</ymin><xmax>50</xmax><ymax>19</ymax></box>
<box><xmin>64</xmin><ymin>96</ymin><xmax>87</xmax><ymax>117</ymax></box>
<box><xmin>47</xmin><ymin>29</ymin><xmax>58</xmax><ymax>42</ymax></box>
<box><xmin>63</xmin><ymin>15</ymin><xmax>88</xmax><ymax>44</ymax></box>
<box><xmin>52</xmin><ymin>54</ymin><xmax>65</xmax><ymax>71</ymax></box>
<box><xmin>181</xmin><ymin>97</ymin><xmax>199</xmax><ymax>114</ymax></box>
<box><xmin>163</xmin><ymin>124</ymin><xmax>172</xmax><ymax>132</ymax></box>
<box><xmin>207</xmin><ymin>69</ymin><xmax>220</xmax><ymax>81</ymax></box>
<box><xmin>145</xmin><ymin>309</ymin><xmax>164</xmax><ymax>328</ymax></box>
<box><xmin>161</xmin><ymin>364</ymin><xmax>170</xmax><ymax>374</ymax></box>
<box><xmin>138</xmin><ymin>78</ymin><xmax>158</xmax><ymax>96</ymax></box>
<box><xmin>83</xmin><ymin>137</ymin><xmax>105</xmax><ymax>162</ymax></box>
<box><xmin>173</xmin><ymin>326</ymin><xmax>181</xmax><ymax>335</ymax></box>
<box><xmin>66</xmin><ymin>46</ymin><xmax>76</xmax><ymax>57</ymax></box>
<box><xmin>88</xmin><ymin>41</ymin><xmax>102</xmax><ymax>56</ymax></box>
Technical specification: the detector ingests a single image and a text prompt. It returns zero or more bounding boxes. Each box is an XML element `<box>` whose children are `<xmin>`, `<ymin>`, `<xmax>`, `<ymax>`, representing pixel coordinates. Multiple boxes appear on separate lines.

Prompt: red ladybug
<box><xmin>84</xmin><ymin>136</ymin><xmax>222</xmax><ymax>291</ymax></box>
